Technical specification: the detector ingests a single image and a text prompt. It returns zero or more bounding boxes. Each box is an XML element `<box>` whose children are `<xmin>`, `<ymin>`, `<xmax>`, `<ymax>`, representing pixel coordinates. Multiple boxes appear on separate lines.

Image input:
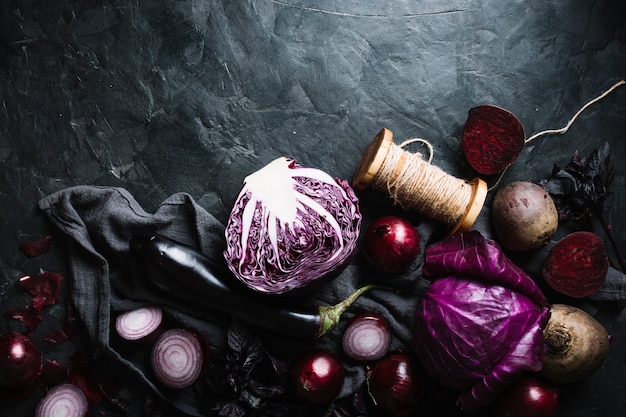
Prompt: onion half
<box><xmin>115</xmin><ymin>305</ymin><xmax>163</xmax><ymax>341</ymax></box>
<box><xmin>342</xmin><ymin>313</ymin><xmax>391</xmax><ymax>361</ymax></box>
<box><xmin>151</xmin><ymin>328</ymin><xmax>205</xmax><ymax>389</ymax></box>
<box><xmin>35</xmin><ymin>383</ymin><xmax>88</xmax><ymax>417</ymax></box>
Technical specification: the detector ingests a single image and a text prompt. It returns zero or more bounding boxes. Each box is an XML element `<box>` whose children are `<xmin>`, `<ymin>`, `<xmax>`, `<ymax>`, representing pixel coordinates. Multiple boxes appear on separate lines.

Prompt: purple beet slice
<box><xmin>542</xmin><ymin>231</ymin><xmax>609</xmax><ymax>298</ymax></box>
<box><xmin>462</xmin><ymin>105</ymin><xmax>525</xmax><ymax>175</ymax></box>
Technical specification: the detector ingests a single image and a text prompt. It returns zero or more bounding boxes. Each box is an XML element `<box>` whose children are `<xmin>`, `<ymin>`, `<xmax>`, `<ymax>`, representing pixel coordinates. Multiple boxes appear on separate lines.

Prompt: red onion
<box><xmin>366</xmin><ymin>353</ymin><xmax>424</xmax><ymax>416</ymax></box>
<box><xmin>115</xmin><ymin>305</ymin><xmax>163</xmax><ymax>341</ymax></box>
<box><xmin>35</xmin><ymin>383</ymin><xmax>88</xmax><ymax>417</ymax></box>
<box><xmin>151</xmin><ymin>328</ymin><xmax>205</xmax><ymax>389</ymax></box>
<box><xmin>290</xmin><ymin>349</ymin><xmax>345</xmax><ymax>404</ymax></box>
<box><xmin>342</xmin><ymin>313</ymin><xmax>391</xmax><ymax>361</ymax></box>
<box><xmin>0</xmin><ymin>332</ymin><xmax>42</xmax><ymax>388</ymax></box>
<box><xmin>495</xmin><ymin>375</ymin><xmax>559</xmax><ymax>417</ymax></box>
<box><xmin>362</xmin><ymin>216</ymin><xmax>419</xmax><ymax>274</ymax></box>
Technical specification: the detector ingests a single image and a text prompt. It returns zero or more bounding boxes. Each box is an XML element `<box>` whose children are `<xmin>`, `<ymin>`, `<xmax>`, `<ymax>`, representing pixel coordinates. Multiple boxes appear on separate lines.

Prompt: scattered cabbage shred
<box><xmin>224</xmin><ymin>157</ymin><xmax>361</xmax><ymax>295</ymax></box>
<box><xmin>414</xmin><ymin>231</ymin><xmax>550</xmax><ymax>413</ymax></box>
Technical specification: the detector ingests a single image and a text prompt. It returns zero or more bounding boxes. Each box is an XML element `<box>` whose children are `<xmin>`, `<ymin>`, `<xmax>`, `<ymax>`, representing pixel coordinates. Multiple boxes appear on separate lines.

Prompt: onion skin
<box><xmin>362</xmin><ymin>216</ymin><xmax>420</xmax><ymax>274</ymax></box>
<box><xmin>342</xmin><ymin>312</ymin><xmax>391</xmax><ymax>361</ymax></box>
<box><xmin>0</xmin><ymin>332</ymin><xmax>42</xmax><ymax>389</ymax></box>
<box><xmin>495</xmin><ymin>375</ymin><xmax>559</xmax><ymax>417</ymax></box>
<box><xmin>540</xmin><ymin>304</ymin><xmax>610</xmax><ymax>384</ymax></box>
<box><xmin>366</xmin><ymin>353</ymin><xmax>424</xmax><ymax>417</ymax></box>
<box><xmin>290</xmin><ymin>350</ymin><xmax>345</xmax><ymax>404</ymax></box>
<box><xmin>35</xmin><ymin>383</ymin><xmax>89</xmax><ymax>417</ymax></box>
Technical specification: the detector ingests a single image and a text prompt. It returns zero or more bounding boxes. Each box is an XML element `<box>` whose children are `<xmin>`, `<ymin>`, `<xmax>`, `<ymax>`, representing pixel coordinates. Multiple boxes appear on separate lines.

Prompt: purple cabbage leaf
<box><xmin>224</xmin><ymin>157</ymin><xmax>361</xmax><ymax>295</ymax></box>
<box><xmin>414</xmin><ymin>231</ymin><xmax>550</xmax><ymax>413</ymax></box>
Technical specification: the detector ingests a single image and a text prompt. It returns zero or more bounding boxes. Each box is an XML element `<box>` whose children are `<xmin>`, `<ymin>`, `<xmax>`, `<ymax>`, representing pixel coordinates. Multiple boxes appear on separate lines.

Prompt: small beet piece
<box><xmin>462</xmin><ymin>105</ymin><xmax>526</xmax><ymax>175</ymax></box>
<box><xmin>492</xmin><ymin>181</ymin><xmax>559</xmax><ymax>252</ymax></box>
<box><xmin>543</xmin><ymin>232</ymin><xmax>609</xmax><ymax>298</ymax></box>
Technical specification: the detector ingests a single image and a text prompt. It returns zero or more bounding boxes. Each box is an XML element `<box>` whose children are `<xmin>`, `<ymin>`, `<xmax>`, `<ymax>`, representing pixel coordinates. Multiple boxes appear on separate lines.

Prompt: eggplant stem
<box><xmin>315</xmin><ymin>284</ymin><xmax>394</xmax><ymax>339</ymax></box>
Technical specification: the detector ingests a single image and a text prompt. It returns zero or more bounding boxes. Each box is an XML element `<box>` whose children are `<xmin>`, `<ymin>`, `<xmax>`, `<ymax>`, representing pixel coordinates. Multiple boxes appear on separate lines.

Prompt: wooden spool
<box><xmin>352</xmin><ymin>128</ymin><xmax>488</xmax><ymax>234</ymax></box>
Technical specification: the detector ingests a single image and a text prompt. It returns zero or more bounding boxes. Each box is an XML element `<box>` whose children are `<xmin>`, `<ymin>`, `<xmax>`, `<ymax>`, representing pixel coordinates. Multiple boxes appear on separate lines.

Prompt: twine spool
<box><xmin>353</xmin><ymin>128</ymin><xmax>487</xmax><ymax>234</ymax></box>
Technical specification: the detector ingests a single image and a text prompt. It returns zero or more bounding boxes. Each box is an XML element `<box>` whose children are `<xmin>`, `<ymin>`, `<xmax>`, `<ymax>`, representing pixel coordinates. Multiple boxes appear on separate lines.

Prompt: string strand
<box><xmin>487</xmin><ymin>79</ymin><xmax>625</xmax><ymax>192</ymax></box>
<box><xmin>372</xmin><ymin>142</ymin><xmax>473</xmax><ymax>226</ymax></box>
<box><xmin>526</xmin><ymin>80</ymin><xmax>625</xmax><ymax>143</ymax></box>
<box><xmin>398</xmin><ymin>138</ymin><xmax>434</xmax><ymax>163</ymax></box>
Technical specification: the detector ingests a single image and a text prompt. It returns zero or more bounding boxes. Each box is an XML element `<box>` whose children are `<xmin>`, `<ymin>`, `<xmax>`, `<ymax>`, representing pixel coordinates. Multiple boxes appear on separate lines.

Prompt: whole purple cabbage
<box><xmin>414</xmin><ymin>231</ymin><xmax>550</xmax><ymax>413</ymax></box>
<box><xmin>224</xmin><ymin>157</ymin><xmax>361</xmax><ymax>295</ymax></box>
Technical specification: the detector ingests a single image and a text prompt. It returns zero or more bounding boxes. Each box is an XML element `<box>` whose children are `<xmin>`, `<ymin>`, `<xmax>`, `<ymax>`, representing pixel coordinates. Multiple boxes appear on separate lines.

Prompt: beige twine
<box><xmin>371</xmin><ymin>140</ymin><xmax>473</xmax><ymax>227</ymax></box>
<box><xmin>488</xmin><ymin>79</ymin><xmax>625</xmax><ymax>191</ymax></box>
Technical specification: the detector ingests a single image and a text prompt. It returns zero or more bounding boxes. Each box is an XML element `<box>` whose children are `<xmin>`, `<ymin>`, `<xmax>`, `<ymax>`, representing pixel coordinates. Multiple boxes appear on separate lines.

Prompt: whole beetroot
<box><xmin>543</xmin><ymin>231</ymin><xmax>608</xmax><ymax>298</ymax></box>
<box><xmin>540</xmin><ymin>304</ymin><xmax>610</xmax><ymax>384</ymax></box>
<box><xmin>492</xmin><ymin>181</ymin><xmax>558</xmax><ymax>252</ymax></box>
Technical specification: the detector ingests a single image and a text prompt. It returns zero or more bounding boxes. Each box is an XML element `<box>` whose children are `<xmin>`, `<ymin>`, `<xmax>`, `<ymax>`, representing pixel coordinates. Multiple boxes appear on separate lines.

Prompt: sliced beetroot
<box><xmin>543</xmin><ymin>231</ymin><xmax>609</xmax><ymax>298</ymax></box>
<box><xmin>462</xmin><ymin>105</ymin><xmax>526</xmax><ymax>175</ymax></box>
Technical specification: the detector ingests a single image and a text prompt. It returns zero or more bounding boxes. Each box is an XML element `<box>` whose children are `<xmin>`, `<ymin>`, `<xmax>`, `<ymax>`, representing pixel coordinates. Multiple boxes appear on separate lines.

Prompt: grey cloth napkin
<box><xmin>37</xmin><ymin>185</ymin><xmax>430</xmax><ymax>416</ymax></box>
<box><xmin>38</xmin><ymin>186</ymin><xmax>231</xmax><ymax>416</ymax></box>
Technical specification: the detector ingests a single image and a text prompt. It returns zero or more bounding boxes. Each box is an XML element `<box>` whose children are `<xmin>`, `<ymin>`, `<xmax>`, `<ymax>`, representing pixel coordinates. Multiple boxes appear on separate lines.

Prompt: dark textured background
<box><xmin>1</xmin><ymin>0</ymin><xmax>625</xmax><ymax>416</ymax></box>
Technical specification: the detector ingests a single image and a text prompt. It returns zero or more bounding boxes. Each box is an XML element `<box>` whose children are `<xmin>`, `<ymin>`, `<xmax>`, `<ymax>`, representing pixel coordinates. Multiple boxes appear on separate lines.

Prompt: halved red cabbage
<box><xmin>224</xmin><ymin>157</ymin><xmax>361</xmax><ymax>295</ymax></box>
<box><xmin>414</xmin><ymin>231</ymin><xmax>550</xmax><ymax>413</ymax></box>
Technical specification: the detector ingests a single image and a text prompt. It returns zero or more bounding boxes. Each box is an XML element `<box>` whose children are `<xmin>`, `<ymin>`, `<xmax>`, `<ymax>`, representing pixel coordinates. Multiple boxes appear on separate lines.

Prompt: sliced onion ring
<box><xmin>151</xmin><ymin>328</ymin><xmax>204</xmax><ymax>389</ymax></box>
<box><xmin>342</xmin><ymin>312</ymin><xmax>391</xmax><ymax>361</ymax></box>
<box><xmin>115</xmin><ymin>305</ymin><xmax>163</xmax><ymax>341</ymax></box>
<box><xmin>35</xmin><ymin>383</ymin><xmax>88</xmax><ymax>417</ymax></box>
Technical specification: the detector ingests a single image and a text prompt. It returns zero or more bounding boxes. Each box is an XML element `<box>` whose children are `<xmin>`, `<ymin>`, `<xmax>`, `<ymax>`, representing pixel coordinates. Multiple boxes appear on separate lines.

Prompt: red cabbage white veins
<box><xmin>224</xmin><ymin>157</ymin><xmax>362</xmax><ymax>295</ymax></box>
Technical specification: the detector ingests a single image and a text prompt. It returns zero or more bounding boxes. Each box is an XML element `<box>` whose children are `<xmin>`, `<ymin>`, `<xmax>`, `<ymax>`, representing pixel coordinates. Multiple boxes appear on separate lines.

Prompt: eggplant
<box><xmin>129</xmin><ymin>234</ymin><xmax>386</xmax><ymax>339</ymax></box>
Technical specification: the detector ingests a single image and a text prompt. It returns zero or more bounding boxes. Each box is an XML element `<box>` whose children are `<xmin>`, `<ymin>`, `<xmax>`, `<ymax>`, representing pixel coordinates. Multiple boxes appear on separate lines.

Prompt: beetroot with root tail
<box><xmin>543</xmin><ymin>231</ymin><xmax>609</xmax><ymax>298</ymax></box>
<box><xmin>540</xmin><ymin>304</ymin><xmax>610</xmax><ymax>384</ymax></box>
<box><xmin>462</xmin><ymin>105</ymin><xmax>526</xmax><ymax>175</ymax></box>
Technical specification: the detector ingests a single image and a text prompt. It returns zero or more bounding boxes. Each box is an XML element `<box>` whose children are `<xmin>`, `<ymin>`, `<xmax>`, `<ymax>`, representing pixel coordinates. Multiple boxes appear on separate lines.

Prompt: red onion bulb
<box><xmin>495</xmin><ymin>375</ymin><xmax>559</xmax><ymax>417</ymax></box>
<box><xmin>115</xmin><ymin>305</ymin><xmax>163</xmax><ymax>341</ymax></box>
<box><xmin>362</xmin><ymin>216</ymin><xmax>420</xmax><ymax>274</ymax></box>
<box><xmin>0</xmin><ymin>332</ymin><xmax>42</xmax><ymax>388</ymax></box>
<box><xmin>342</xmin><ymin>313</ymin><xmax>391</xmax><ymax>361</ymax></box>
<box><xmin>35</xmin><ymin>383</ymin><xmax>88</xmax><ymax>417</ymax></box>
<box><xmin>151</xmin><ymin>328</ymin><xmax>205</xmax><ymax>389</ymax></box>
<box><xmin>366</xmin><ymin>353</ymin><xmax>424</xmax><ymax>416</ymax></box>
<box><xmin>290</xmin><ymin>349</ymin><xmax>345</xmax><ymax>404</ymax></box>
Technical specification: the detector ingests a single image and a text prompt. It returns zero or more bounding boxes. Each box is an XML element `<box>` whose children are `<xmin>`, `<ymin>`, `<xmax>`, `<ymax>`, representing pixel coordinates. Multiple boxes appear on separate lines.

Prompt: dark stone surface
<box><xmin>1</xmin><ymin>0</ymin><xmax>625</xmax><ymax>416</ymax></box>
